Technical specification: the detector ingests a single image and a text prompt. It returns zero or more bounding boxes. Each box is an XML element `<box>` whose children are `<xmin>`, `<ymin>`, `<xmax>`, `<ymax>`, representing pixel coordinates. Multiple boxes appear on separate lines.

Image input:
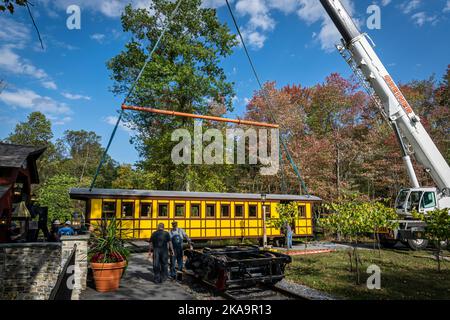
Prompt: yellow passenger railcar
<box><xmin>69</xmin><ymin>188</ymin><xmax>321</xmax><ymax>242</ymax></box>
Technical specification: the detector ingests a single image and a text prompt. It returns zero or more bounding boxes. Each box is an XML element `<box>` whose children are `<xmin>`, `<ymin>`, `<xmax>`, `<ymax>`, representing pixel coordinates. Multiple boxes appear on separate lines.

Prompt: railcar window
<box><xmin>221</xmin><ymin>205</ymin><xmax>230</xmax><ymax>217</ymax></box>
<box><xmin>249</xmin><ymin>205</ymin><xmax>257</xmax><ymax>218</ymax></box>
<box><xmin>235</xmin><ymin>205</ymin><xmax>244</xmax><ymax>217</ymax></box>
<box><xmin>298</xmin><ymin>205</ymin><xmax>306</xmax><ymax>218</ymax></box>
<box><xmin>140</xmin><ymin>203</ymin><xmax>152</xmax><ymax>217</ymax></box>
<box><xmin>175</xmin><ymin>204</ymin><xmax>185</xmax><ymax>217</ymax></box>
<box><xmin>158</xmin><ymin>204</ymin><xmax>168</xmax><ymax>217</ymax></box>
<box><xmin>263</xmin><ymin>205</ymin><xmax>271</xmax><ymax>219</ymax></box>
<box><xmin>190</xmin><ymin>204</ymin><xmax>200</xmax><ymax>217</ymax></box>
<box><xmin>206</xmin><ymin>204</ymin><xmax>215</xmax><ymax>218</ymax></box>
<box><xmin>102</xmin><ymin>201</ymin><xmax>116</xmax><ymax>218</ymax></box>
<box><xmin>122</xmin><ymin>202</ymin><xmax>134</xmax><ymax>218</ymax></box>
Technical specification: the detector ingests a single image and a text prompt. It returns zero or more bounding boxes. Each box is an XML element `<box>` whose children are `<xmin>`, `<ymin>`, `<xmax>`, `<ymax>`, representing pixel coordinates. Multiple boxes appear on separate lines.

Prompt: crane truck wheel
<box><xmin>406</xmin><ymin>239</ymin><xmax>429</xmax><ymax>251</ymax></box>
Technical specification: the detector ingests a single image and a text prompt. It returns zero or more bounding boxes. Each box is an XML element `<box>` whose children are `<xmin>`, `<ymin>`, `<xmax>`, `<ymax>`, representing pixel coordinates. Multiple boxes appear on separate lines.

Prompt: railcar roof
<box><xmin>69</xmin><ymin>188</ymin><xmax>322</xmax><ymax>202</ymax></box>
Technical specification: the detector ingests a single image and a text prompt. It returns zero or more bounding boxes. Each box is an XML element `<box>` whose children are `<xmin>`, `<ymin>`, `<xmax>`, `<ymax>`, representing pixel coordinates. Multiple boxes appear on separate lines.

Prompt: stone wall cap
<box><xmin>0</xmin><ymin>242</ymin><xmax>62</xmax><ymax>249</ymax></box>
<box><xmin>60</xmin><ymin>234</ymin><xmax>90</xmax><ymax>241</ymax></box>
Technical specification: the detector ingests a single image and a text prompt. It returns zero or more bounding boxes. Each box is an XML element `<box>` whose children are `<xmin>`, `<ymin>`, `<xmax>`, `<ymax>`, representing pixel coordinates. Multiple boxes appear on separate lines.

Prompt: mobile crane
<box><xmin>320</xmin><ymin>0</ymin><xmax>450</xmax><ymax>250</ymax></box>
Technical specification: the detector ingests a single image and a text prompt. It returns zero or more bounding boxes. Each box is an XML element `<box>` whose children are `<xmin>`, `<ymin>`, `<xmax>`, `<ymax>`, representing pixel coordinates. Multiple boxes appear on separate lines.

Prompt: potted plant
<box><xmin>88</xmin><ymin>218</ymin><xmax>129</xmax><ymax>292</ymax></box>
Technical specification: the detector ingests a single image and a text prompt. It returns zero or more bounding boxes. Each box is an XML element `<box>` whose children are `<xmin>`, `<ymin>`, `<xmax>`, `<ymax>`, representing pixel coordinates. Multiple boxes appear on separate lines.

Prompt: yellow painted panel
<box><xmin>190</xmin><ymin>220</ymin><xmax>201</xmax><ymax>228</ymax></box>
<box><xmin>140</xmin><ymin>230</ymin><xmax>151</xmax><ymax>239</ymax></box>
<box><xmin>221</xmin><ymin>229</ymin><xmax>231</xmax><ymax>237</ymax></box>
<box><xmin>190</xmin><ymin>229</ymin><xmax>201</xmax><ymax>237</ymax></box>
<box><xmin>205</xmin><ymin>220</ymin><xmax>216</xmax><ymax>228</ymax></box>
<box><xmin>140</xmin><ymin>220</ymin><xmax>151</xmax><ymax>229</ymax></box>
<box><xmin>297</xmin><ymin>220</ymin><xmax>307</xmax><ymax>227</ymax></box>
<box><xmin>221</xmin><ymin>220</ymin><xmax>231</xmax><ymax>228</ymax></box>
<box><xmin>91</xmin><ymin>199</ymin><xmax>102</xmax><ymax>219</ymax></box>
<box><xmin>134</xmin><ymin>200</ymin><xmax>140</xmax><ymax>218</ymax></box>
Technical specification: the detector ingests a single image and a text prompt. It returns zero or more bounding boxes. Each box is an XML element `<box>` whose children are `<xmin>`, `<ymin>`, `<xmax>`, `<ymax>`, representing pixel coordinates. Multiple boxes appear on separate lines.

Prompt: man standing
<box><xmin>286</xmin><ymin>223</ymin><xmax>293</xmax><ymax>249</ymax></box>
<box><xmin>169</xmin><ymin>221</ymin><xmax>192</xmax><ymax>279</ymax></box>
<box><xmin>149</xmin><ymin>223</ymin><xmax>173</xmax><ymax>284</ymax></box>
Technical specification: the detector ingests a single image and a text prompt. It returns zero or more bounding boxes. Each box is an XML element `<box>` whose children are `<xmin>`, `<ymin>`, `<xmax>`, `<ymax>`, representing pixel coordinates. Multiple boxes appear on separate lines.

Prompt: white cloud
<box><xmin>411</xmin><ymin>12</ymin><xmax>437</xmax><ymax>26</ymax></box>
<box><xmin>400</xmin><ymin>0</ymin><xmax>421</xmax><ymax>14</ymax></box>
<box><xmin>381</xmin><ymin>0</ymin><xmax>392</xmax><ymax>6</ymax></box>
<box><xmin>0</xmin><ymin>16</ymin><xmax>30</xmax><ymax>46</ymax></box>
<box><xmin>201</xmin><ymin>0</ymin><xmax>228</xmax><ymax>9</ymax></box>
<box><xmin>0</xmin><ymin>46</ymin><xmax>57</xmax><ymax>89</ymax></box>
<box><xmin>444</xmin><ymin>0</ymin><xmax>450</xmax><ymax>12</ymax></box>
<box><xmin>241</xmin><ymin>28</ymin><xmax>267</xmax><ymax>49</ymax></box>
<box><xmin>297</xmin><ymin>0</ymin><xmax>357</xmax><ymax>52</ymax></box>
<box><xmin>104</xmin><ymin>115</ymin><xmax>133</xmax><ymax>133</ymax></box>
<box><xmin>234</xmin><ymin>0</ymin><xmax>299</xmax><ymax>49</ymax></box>
<box><xmin>42</xmin><ymin>81</ymin><xmax>58</xmax><ymax>90</ymax></box>
<box><xmin>61</xmin><ymin>92</ymin><xmax>91</xmax><ymax>100</ymax></box>
<box><xmin>90</xmin><ymin>33</ymin><xmax>106</xmax><ymax>43</ymax></box>
<box><xmin>37</xmin><ymin>0</ymin><xmax>155</xmax><ymax>18</ymax></box>
<box><xmin>0</xmin><ymin>88</ymin><xmax>72</xmax><ymax>115</ymax></box>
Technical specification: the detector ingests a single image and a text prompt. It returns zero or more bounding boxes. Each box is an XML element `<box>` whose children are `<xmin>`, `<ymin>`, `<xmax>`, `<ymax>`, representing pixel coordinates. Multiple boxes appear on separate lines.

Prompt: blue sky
<box><xmin>0</xmin><ymin>0</ymin><xmax>449</xmax><ymax>165</ymax></box>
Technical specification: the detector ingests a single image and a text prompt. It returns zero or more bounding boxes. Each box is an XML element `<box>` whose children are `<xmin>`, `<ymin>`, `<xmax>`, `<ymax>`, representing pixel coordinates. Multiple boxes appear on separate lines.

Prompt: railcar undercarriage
<box><xmin>185</xmin><ymin>246</ymin><xmax>292</xmax><ymax>291</ymax></box>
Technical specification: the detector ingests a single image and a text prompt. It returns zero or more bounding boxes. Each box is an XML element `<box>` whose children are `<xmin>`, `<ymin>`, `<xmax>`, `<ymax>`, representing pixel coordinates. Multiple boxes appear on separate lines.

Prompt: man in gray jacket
<box><xmin>169</xmin><ymin>221</ymin><xmax>192</xmax><ymax>278</ymax></box>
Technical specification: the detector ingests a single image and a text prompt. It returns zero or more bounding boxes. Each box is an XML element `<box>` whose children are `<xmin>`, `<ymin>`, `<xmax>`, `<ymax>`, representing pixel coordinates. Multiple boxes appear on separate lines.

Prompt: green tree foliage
<box><xmin>107</xmin><ymin>0</ymin><xmax>237</xmax><ymax>191</ymax></box>
<box><xmin>414</xmin><ymin>209</ymin><xmax>450</xmax><ymax>272</ymax></box>
<box><xmin>270</xmin><ymin>202</ymin><xmax>299</xmax><ymax>248</ymax></box>
<box><xmin>36</xmin><ymin>174</ymin><xmax>78</xmax><ymax>223</ymax></box>
<box><xmin>5</xmin><ymin>112</ymin><xmax>58</xmax><ymax>181</ymax></box>
<box><xmin>112</xmin><ymin>164</ymin><xmax>164</xmax><ymax>190</ymax></box>
<box><xmin>319</xmin><ymin>199</ymin><xmax>398</xmax><ymax>284</ymax></box>
<box><xmin>55</xmin><ymin>130</ymin><xmax>118</xmax><ymax>188</ymax></box>
<box><xmin>6</xmin><ymin>111</ymin><xmax>53</xmax><ymax>146</ymax></box>
<box><xmin>0</xmin><ymin>0</ymin><xmax>27</xmax><ymax>14</ymax></box>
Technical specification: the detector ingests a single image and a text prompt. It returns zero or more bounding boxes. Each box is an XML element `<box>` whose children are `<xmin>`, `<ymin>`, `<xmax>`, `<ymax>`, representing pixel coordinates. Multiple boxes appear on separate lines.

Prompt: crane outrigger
<box><xmin>320</xmin><ymin>0</ymin><xmax>450</xmax><ymax>250</ymax></box>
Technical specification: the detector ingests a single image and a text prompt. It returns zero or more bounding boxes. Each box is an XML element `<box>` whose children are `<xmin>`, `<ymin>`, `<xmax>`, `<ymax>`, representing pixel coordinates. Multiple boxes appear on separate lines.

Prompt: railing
<box><xmin>49</xmin><ymin>244</ymin><xmax>77</xmax><ymax>300</ymax></box>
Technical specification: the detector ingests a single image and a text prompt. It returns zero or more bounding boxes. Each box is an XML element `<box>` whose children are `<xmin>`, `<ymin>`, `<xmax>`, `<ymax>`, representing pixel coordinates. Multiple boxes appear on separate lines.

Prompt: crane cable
<box><xmin>90</xmin><ymin>0</ymin><xmax>183</xmax><ymax>191</ymax></box>
<box><xmin>224</xmin><ymin>0</ymin><xmax>310</xmax><ymax>196</ymax></box>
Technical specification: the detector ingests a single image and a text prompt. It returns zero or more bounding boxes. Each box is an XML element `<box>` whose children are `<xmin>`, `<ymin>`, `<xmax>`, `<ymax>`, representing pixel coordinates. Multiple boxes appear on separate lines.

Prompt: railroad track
<box><xmin>183</xmin><ymin>271</ymin><xmax>309</xmax><ymax>300</ymax></box>
<box><xmin>222</xmin><ymin>283</ymin><xmax>310</xmax><ymax>300</ymax></box>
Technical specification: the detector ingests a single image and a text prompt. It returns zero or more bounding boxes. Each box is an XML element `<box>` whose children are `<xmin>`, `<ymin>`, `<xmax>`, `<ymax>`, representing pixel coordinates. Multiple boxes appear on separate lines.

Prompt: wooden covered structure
<box><xmin>0</xmin><ymin>143</ymin><xmax>46</xmax><ymax>242</ymax></box>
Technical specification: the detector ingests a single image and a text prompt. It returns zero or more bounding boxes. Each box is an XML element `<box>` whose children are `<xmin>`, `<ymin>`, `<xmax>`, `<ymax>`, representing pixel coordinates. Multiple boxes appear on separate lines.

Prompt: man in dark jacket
<box><xmin>149</xmin><ymin>223</ymin><xmax>173</xmax><ymax>284</ymax></box>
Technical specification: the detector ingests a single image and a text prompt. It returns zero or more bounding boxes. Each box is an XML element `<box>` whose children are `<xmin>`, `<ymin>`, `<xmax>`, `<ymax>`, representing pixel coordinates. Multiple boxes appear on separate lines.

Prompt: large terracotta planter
<box><xmin>91</xmin><ymin>260</ymin><xmax>127</xmax><ymax>292</ymax></box>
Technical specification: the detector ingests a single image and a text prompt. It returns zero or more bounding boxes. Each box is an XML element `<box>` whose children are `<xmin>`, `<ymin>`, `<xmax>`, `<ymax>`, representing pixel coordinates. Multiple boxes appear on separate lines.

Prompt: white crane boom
<box><xmin>320</xmin><ymin>0</ymin><xmax>450</xmax><ymax>207</ymax></box>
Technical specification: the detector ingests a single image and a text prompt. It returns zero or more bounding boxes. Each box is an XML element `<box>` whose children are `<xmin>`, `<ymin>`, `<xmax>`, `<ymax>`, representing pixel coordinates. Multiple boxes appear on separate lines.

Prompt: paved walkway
<box><xmin>80</xmin><ymin>253</ymin><xmax>195</xmax><ymax>300</ymax></box>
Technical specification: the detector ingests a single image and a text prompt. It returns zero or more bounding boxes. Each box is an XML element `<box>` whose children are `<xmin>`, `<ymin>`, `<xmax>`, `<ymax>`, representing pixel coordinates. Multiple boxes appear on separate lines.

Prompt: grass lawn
<box><xmin>285</xmin><ymin>247</ymin><xmax>450</xmax><ymax>300</ymax></box>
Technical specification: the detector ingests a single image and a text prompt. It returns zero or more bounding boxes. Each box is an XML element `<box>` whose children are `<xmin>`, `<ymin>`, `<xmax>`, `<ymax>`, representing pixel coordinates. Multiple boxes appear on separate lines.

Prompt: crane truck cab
<box><xmin>387</xmin><ymin>187</ymin><xmax>450</xmax><ymax>250</ymax></box>
<box><xmin>395</xmin><ymin>188</ymin><xmax>440</xmax><ymax>216</ymax></box>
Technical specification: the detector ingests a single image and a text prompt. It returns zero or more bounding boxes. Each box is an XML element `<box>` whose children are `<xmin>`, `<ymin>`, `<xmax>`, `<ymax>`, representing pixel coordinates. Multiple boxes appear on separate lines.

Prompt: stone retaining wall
<box><xmin>0</xmin><ymin>234</ymin><xmax>89</xmax><ymax>300</ymax></box>
<box><xmin>0</xmin><ymin>243</ymin><xmax>62</xmax><ymax>300</ymax></box>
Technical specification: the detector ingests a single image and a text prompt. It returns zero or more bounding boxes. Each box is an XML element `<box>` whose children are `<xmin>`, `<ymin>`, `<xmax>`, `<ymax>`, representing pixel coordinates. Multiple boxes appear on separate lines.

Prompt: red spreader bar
<box><xmin>121</xmin><ymin>104</ymin><xmax>279</xmax><ymax>129</ymax></box>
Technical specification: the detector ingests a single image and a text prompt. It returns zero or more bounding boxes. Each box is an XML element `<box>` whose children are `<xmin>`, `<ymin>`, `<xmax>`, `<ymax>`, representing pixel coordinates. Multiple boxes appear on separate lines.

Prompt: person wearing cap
<box><xmin>49</xmin><ymin>219</ymin><xmax>61</xmax><ymax>242</ymax></box>
<box><xmin>169</xmin><ymin>221</ymin><xmax>192</xmax><ymax>279</ymax></box>
<box><xmin>58</xmin><ymin>221</ymin><xmax>75</xmax><ymax>236</ymax></box>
